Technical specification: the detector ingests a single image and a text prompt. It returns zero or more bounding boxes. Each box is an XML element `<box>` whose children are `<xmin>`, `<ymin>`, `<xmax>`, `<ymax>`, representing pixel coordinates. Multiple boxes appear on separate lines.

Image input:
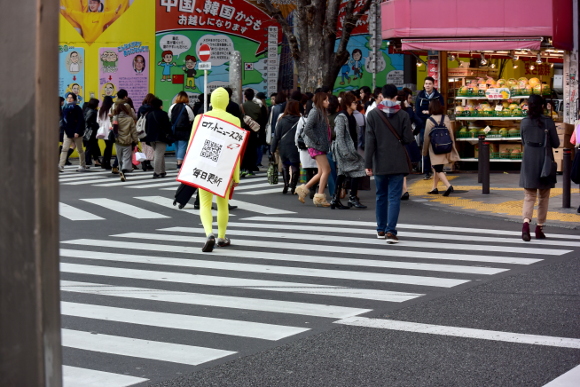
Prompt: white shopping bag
<box><xmin>177</xmin><ymin>115</ymin><xmax>248</xmax><ymax>198</ymax></box>
<box><xmin>135</xmin><ymin>152</ymin><xmax>147</xmax><ymax>162</ymax></box>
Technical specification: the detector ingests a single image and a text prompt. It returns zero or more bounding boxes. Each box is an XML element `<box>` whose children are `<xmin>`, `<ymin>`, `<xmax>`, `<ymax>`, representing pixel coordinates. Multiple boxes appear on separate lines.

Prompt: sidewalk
<box><xmin>407</xmin><ymin>172</ymin><xmax>580</xmax><ymax>229</ymax></box>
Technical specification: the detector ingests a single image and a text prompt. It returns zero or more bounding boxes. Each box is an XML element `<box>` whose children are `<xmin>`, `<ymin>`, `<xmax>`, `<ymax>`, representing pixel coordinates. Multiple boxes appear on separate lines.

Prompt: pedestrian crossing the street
<box><xmin>59</xmin><ymin>217</ymin><xmax>574</xmax><ymax>385</ymax></box>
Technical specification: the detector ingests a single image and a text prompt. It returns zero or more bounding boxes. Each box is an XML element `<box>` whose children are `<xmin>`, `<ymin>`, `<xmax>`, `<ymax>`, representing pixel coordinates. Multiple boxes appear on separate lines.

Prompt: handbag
<box><xmin>267</xmin><ymin>161</ymin><xmax>279</xmax><ymax>184</ymax></box>
<box><xmin>96</xmin><ymin>124</ymin><xmax>109</xmax><ymax>140</ymax></box>
<box><xmin>374</xmin><ymin>110</ymin><xmax>413</xmax><ymax>173</ymax></box>
<box><xmin>141</xmin><ymin>143</ymin><xmax>155</xmax><ymax>161</ymax></box>
<box><xmin>540</xmin><ymin>127</ymin><xmax>557</xmax><ymax>184</ymax></box>
<box><xmin>82</xmin><ymin>129</ymin><xmax>93</xmax><ymax>142</ymax></box>
<box><xmin>296</xmin><ymin>117</ymin><xmax>308</xmax><ymax>150</ymax></box>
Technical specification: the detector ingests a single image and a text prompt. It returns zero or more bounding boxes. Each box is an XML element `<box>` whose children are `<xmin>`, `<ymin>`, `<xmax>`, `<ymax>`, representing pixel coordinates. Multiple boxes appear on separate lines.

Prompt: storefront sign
<box><xmin>177</xmin><ymin>115</ymin><xmax>248</xmax><ymax>198</ymax></box>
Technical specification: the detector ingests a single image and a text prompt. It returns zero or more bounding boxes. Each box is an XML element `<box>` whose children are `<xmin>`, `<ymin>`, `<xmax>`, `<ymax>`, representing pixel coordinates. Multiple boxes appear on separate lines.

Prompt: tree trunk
<box><xmin>261</xmin><ymin>0</ymin><xmax>373</xmax><ymax>93</ymax></box>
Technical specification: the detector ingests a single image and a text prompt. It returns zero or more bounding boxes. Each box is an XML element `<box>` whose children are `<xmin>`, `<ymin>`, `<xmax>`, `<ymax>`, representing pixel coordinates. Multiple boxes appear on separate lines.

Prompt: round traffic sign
<box><xmin>198</xmin><ymin>44</ymin><xmax>211</xmax><ymax>62</ymax></box>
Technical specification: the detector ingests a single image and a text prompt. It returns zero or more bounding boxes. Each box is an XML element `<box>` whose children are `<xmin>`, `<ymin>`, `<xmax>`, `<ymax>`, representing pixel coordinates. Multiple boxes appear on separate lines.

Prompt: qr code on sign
<box><xmin>200</xmin><ymin>139</ymin><xmax>222</xmax><ymax>162</ymax></box>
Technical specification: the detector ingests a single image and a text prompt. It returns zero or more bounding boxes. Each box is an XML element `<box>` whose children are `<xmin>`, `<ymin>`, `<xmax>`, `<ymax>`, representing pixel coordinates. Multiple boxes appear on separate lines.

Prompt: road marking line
<box><xmin>243</xmin><ymin>216</ymin><xmax>580</xmax><ymax>240</ymax></box>
<box><xmin>227</xmin><ymin>221</ymin><xmax>580</xmax><ymax>248</ymax></box>
<box><xmin>335</xmin><ymin>317</ymin><xmax>580</xmax><ymax>349</ymax></box>
<box><xmin>237</xmin><ymin>187</ymin><xmax>284</xmax><ymax>195</ymax></box>
<box><xmin>59</xmin><ymin>262</ymin><xmax>423</xmax><ymax>303</ymax></box>
<box><xmin>62</xmin><ymin>365</ymin><xmax>148</xmax><ymax>387</ymax></box>
<box><xmin>59</xmin><ymin>247</ymin><xmax>468</xmax><ymax>288</ymax></box>
<box><xmin>59</xmin><ymin>171</ymin><xmax>112</xmax><ymax>181</ymax></box>
<box><xmin>61</xmin><ymin>329</ymin><xmax>235</xmax><ymax>366</ymax></box>
<box><xmin>92</xmin><ymin>173</ymin><xmax>178</xmax><ymax>187</ymax></box>
<box><xmin>61</xmin><ymin>301</ymin><xmax>308</xmax><ymax>340</ymax></box>
<box><xmin>61</xmin><ymin>280</ymin><xmax>371</xmax><ymax>319</ymax></box>
<box><xmin>228</xmin><ymin>199</ymin><xmax>295</xmax><ymax>215</ymax></box>
<box><xmin>59</xmin><ymin>203</ymin><xmax>104</xmax><ymax>221</ymax></box>
<box><xmin>113</xmin><ymin>231</ymin><xmax>542</xmax><ymax>265</ymax></box>
<box><xmin>233</xmin><ymin>182</ymin><xmax>273</xmax><ymax>191</ymax></box>
<box><xmin>543</xmin><ymin>364</ymin><xmax>580</xmax><ymax>386</ymax></box>
<box><xmin>157</xmin><ymin>227</ymin><xmax>562</xmax><ymax>256</ymax></box>
<box><xmin>128</xmin><ymin>181</ymin><xmax>182</xmax><ymax>189</ymax></box>
<box><xmin>133</xmin><ymin>196</ymin><xmax>232</xmax><ymax>216</ymax></box>
<box><xmin>80</xmin><ymin>198</ymin><xmax>169</xmax><ymax>219</ymax></box>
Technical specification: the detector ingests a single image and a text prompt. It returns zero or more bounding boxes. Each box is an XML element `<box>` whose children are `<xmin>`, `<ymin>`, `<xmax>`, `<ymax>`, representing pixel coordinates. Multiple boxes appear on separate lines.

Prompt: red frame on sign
<box><xmin>176</xmin><ymin>114</ymin><xmax>249</xmax><ymax>199</ymax></box>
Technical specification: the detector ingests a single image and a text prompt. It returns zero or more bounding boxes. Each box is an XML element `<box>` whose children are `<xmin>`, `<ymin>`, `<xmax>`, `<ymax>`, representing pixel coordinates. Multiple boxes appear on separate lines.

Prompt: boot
<box><xmin>522</xmin><ymin>222</ymin><xmax>531</xmax><ymax>242</ymax></box>
<box><xmin>535</xmin><ymin>225</ymin><xmax>546</xmax><ymax>239</ymax></box>
<box><xmin>290</xmin><ymin>168</ymin><xmax>299</xmax><ymax>195</ymax></box>
<box><xmin>330</xmin><ymin>192</ymin><xmax>350</xmax><ymax>209</ymax></box>
<box><xmin>348</xmin><ymin>195</ymin><xmax>367</xmax><ymax>209</ymax></box>
<box><xmin>295</xmin><ymin>184</ymin><xmax>310</xmax><ymax>203</ymax></box>
<box><xmin>313</xmin><ymin>193</ymin><xmax>330</xmax><ymax>207</ymax></box>
<box><xmin>282</xmin><ymin>166</ymin><xmax>290</xmax><ymax>194</ymax></box>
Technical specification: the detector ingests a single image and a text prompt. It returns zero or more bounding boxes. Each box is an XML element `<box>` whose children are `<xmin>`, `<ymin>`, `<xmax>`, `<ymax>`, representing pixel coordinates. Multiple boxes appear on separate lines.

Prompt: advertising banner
<box><xmin>177</xmin><ymin>115</ymin><xmax>248</xmax><ymax>198</ymax></box>
<box><xmin>59</xmin><ymin>46</ymin><xmax>85</xmax><ymax>102</ymax></box>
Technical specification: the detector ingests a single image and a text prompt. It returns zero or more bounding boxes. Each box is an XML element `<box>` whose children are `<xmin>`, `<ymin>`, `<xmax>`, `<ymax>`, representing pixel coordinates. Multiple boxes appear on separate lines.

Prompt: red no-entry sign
<box><xmin>198</xmin><ymin>44</ymin><xmax>211</xmax><ymax>62</ymax></box>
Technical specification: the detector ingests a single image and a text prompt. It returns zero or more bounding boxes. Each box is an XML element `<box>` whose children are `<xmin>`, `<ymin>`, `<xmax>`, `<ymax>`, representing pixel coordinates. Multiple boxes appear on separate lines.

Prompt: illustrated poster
<box><xmin>59</xmin><ymin>46</ymin><xmax>85</xmax><ymax>103</ymax></box>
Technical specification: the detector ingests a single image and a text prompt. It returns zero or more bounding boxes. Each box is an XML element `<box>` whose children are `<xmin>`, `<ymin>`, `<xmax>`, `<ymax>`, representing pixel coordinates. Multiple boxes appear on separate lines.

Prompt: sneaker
<box><xmin>386</xmin><ymin>232</ymin><xmax>399</xmax><ymax>244</ymax></box>
<box><xmin>119</xmin><ymin>171</ymin><xmax>126</xmax><ymax>182</ymax></box>
<box><xmin>76</xmin><ymin>166</ymin><xmax>90</xmax><ymax>172</ymax></box>
<box><xmin>377</xmin><ymin>231</ymin><xmax>386</xmax><ymax>239</ymax></box>
<box><xmin>111</xmin><ymin>167</ymin><xmax>119</xmax><ymax>174</ymax></box>
<box><xmin>423</xmin><ymin>174</ymin><xmax>432</xmax><ymax>180</ymax></box>
<box><xmin>217</xmin><ymin>237</ymin><xmax>231</xmax><ymax>247</ymax></box>
<box><xmin>202</xmin><ymin>235</ymin><xmax>216</xmax><ymax>252</ymax></box>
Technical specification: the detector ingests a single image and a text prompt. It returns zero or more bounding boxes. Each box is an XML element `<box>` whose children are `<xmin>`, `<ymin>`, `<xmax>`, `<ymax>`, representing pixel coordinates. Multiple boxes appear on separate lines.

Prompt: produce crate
<box><xmin>490</xmin><ymin>152</ymin><xmax>501</xmax><ymax>159</ymax></box>
<box><xmin>510</xmin><ymin>152</ymin><xmax>523</xmax><ymax>160</ymax></box>
<box><xmin>507</xmin><ymin>131</ymin><xmax>521</xmax><ymax>137</ymax></box>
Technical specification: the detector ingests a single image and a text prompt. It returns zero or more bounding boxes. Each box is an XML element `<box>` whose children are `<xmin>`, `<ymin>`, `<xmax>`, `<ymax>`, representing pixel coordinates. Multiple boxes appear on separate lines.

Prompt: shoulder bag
<box><xmin>241</xmin><ymin>104</ymin><xmax>261</xmax><ymax>132</ymax></box>
<box><xmin>374</xmin><ymin>110</ymin><xmax>413</xmax><ymax>173</ymax></box>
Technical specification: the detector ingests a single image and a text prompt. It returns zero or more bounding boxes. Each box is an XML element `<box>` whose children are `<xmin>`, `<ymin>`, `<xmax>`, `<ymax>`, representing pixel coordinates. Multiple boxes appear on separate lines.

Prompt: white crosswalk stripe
<box><xmin>63</xmin><ymin>365</ymin><xmax>148</xmax><ymax>387</ymax></box>
<box><xmin>79</xmin><ymin>198</ymin><xmax>169</xmax><ymax>219</ymax></box>
<box><xmin>60</xmin><ymin>217</ymin><xmax>570</xmax><ymax>383</ymax></box>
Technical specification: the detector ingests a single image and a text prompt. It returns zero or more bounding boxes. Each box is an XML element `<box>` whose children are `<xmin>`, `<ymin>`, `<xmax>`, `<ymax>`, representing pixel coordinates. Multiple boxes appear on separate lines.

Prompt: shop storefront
<box><xmin>381</xmin><ymin>0</ymin><xmax>577</xmax><ymax>171</ymax></box>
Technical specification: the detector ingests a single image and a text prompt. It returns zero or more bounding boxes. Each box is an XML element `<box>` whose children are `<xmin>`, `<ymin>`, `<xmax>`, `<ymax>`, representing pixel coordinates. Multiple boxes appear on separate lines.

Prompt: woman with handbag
<box><xmin>519</xmin><ymin>94</ymin><xmax>560</xmax><ymax>241</ymax></box>
<box><xmin>422</xmin><ymin>99</ymin><xmax>460</xmax><ymax>197</ymax></box>
<box><xmin>98</xmin><ymin>96</ymin><xmax>115</xmax><ymax>169</ymax></box>
<box><xmin>331</xmin><ymin>92</ymin><xmax>367</xmax><ymax>209</ymax></box>
<box><xmin>82</xmin><ymin>98</ymin><xmax>101</xmax><ymax>167</ymax></box>
<box><xmin>270</xmin><ymin>100</ymin><xmax>301</xmax><ymax>194</ymax></box>
<box><xmin>295</xmin><ymin>92</ymin><xmax>332</xmax><ymax>207</ymax></box>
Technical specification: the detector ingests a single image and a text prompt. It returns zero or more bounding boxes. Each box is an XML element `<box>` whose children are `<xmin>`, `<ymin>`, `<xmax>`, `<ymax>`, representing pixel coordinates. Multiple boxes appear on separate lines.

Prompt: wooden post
<box><xmin>0</xmin><ymin>0</ymin><xmax>62</xmax><ymax>385</ymax></box>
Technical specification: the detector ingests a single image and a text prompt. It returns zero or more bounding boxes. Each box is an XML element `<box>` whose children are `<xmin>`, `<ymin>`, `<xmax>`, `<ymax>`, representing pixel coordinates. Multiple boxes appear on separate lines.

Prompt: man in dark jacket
<box><xmin>58</xmin><ymin>92</ymin><xmax>87</xmax><ymax>172</ymax></box>
<box><xmin>414</xmin><ymin>76</ymin><xmax>444</xmax><ymax>179</ymax></box>
<box><xmin>366</xmin><ymin>84</ymin><xmax>413</xmax><ymax>244</ymax></box>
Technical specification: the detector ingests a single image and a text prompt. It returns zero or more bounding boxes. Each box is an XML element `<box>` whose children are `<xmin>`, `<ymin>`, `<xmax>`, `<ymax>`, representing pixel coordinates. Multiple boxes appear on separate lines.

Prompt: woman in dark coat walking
<box><xmin>519</xmin><ymin>94</ymin><xmax>560</xmax><ymax>241</ymax></box>
<box><xmin>82</xmin><ymin>98</ymin><xmax>101</xmax><ymax>167</ymax></box>
<box><xmin>271</xmin><ymin>100</ymin><xmax>301</xmax><ymax>194</ymax></box>
<box><xmin>144</xmin><ymin>97</ymin><xmax>172</xmax><ymax>178</ymax></box>
<box><xmin>331</xmin><ymin>92</ymin><xmax>367</xmax><ymax>209</ymax></box>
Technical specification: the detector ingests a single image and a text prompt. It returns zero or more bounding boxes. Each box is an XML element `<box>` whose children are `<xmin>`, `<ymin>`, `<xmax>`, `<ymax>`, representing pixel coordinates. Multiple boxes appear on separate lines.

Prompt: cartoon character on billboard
<box><xmin>340</xmin><ymin>53</ymin><xmax>351</xmax><ymax>85</ymax></box>
<box><xmin>101</xmin><ymin>82</ymin><xmax>116</xmax><ymax>99</ymax></box>
<box><xmin>183</xmin><ymin>55</ymin><xmax>197</xmax><ymax>89</ymax></box>
<box><xmin>66</xmin><ymin>82</ymin><xmax>84</xmax><ymax>104</ymax></box>
<box><xmin>59</xmin><ymin>0</ymin><xmax>124</xmax><ymax>44</ymax></box>
<box><xmin>157</xmin><ymin>50</ymin><xmax>177</xmax><ymax>82</ymax></box>
<box><xmin>100</xmin><ymin>50</ymin><xmax>118</xmax><ymax>72</ymax></box>
<box><xmin>68</xmin><ymin>51</ymin><xmax>81</xmax><ymax>73</ymax></box>
<box><xmin>133</xmin><ymin>54</ymin><xmax>146</xmax><ymax>74</ymax></box>
<box><xmin>350</xmin><ymin>49</ymin><xmax>363</xmax><ymax>80</ymax></box>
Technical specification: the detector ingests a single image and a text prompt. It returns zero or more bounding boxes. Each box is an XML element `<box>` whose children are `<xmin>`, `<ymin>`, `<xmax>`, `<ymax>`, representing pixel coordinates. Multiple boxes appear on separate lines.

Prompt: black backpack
<box><xmin>171</xmin><ymin>104</ymin><xmax>190</xmax><ymax>131</ymax></box>
<box><xmin>428</xmin><ymin>116</ymin><xmax>453</xmax><ymax>155</ymax></box>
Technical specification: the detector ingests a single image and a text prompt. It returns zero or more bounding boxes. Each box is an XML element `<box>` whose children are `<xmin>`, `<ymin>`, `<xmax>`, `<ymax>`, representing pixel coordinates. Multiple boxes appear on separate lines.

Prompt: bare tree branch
<box><xmin>260</xmin><ymin>0</ymin><xmax>301</xmax><ymax>61</ymax></box>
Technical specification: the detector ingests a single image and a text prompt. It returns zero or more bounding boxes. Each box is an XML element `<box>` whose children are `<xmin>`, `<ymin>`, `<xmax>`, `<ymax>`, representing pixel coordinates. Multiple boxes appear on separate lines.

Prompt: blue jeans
<box><xmin>326</xmin><ymin>151</ymin><xmax>338</xmax><ymax>196</ymax></box>
<box><xmin>175</xmin><ymin>140</ymin><xmax>188</xmax><ymax>161</ymax></box>
<box><xmin>374</xmin><ymin>174</ymin><xmax>404</xmax><ymax>235</ymax></box>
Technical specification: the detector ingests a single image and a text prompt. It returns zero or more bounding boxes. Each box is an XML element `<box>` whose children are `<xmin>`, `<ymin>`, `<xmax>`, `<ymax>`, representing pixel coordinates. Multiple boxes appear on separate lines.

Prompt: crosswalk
<box><xmin>59</xmin><ymin>165</ymin><xmax>283</xmax><ymax>195</ymax></box>
<box><xmin>59</xmin><ymin>216</ymin><xmax>574</xmax><ymax>385</ymax></box>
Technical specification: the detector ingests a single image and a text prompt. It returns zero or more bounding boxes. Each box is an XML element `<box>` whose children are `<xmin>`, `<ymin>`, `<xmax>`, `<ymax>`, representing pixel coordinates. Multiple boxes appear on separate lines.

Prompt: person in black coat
<box><xmin>82</xmin><ymin>98</ymin><xmax>101</xmax><ymax>167</ymax></box>
<box><xmin>59</xmin><ymin>92</ymin><xmax>87</xmax><ymax>172</ymax></box>
<box><xmin>144</xmin><ymin>97</ymin><xmax>172</xmax><ymax>178</ymax></box>
<box><xmin>271</xmin><ymin>100</ymin><xmax>301</xmax><ymax>194</ymax></box>
<box><xmin>414</xmin><ymin>76</ymin><xmax>444</xmax><ymax>179</ymax></box>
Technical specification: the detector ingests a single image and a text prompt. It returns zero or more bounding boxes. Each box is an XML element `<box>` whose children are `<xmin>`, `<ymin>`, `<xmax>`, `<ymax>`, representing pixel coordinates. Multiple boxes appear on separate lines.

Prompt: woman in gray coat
<box><xmin>331</xmin><ymin>92</ymin><xmax>367</xmax><ymax>209</ymax></box>
<box><xmin>519</xmin><ymin>94</ymin><xmax>559</xmax><ymax>241</ymax></box>
<box><xmin>295</xmin><ymin>92</ymin><xmax>332</xmax><ymax>207</ymax></box>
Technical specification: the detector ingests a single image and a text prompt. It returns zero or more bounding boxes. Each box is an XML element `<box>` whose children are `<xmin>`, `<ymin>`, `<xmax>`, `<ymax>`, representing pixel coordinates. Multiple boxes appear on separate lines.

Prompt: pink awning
<box><xmin>381</xmin><ymin>0</ymin><xmax>573</xmax><ymax>51</ymax></box>
<box><xmin>402</xmin><ymin>38</ymin><xmax>543</xmax><ymax>52</ymax></box>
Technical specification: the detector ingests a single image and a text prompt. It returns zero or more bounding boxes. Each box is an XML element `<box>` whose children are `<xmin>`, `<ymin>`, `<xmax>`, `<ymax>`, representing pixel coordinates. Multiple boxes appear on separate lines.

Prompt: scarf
<box><xmin>377</xmin><ymin>99</ymin><xmax>401</xmax><ymax>117</ymax></box>
<box><xmin>424</xmin><ymin>90</ymin><xmax>435</xmax><ymax>99</ymax></box>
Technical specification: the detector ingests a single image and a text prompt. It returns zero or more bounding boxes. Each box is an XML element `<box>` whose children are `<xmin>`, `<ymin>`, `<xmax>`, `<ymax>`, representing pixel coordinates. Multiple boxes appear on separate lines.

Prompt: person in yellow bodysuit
<box><xmin>188</xmin><ymin>87</ymin><xmax>241</xmax><ymax>252</ymax></box>
<box><xmin>60</xmin><ymin>0</ymin><xmax>130</xmax><ymax>44</ymax></box>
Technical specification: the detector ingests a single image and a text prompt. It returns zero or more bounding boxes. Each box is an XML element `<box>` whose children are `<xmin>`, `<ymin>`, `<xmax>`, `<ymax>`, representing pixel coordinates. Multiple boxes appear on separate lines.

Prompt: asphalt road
<box><xmin>58</xmin><ymin>161</ymin><xmax>580</xmax><ymax>387</ymax></box>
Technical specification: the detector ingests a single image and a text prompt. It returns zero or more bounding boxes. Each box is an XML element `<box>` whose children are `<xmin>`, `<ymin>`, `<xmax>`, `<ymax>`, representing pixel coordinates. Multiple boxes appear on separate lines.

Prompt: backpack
<box><xmin>171</xmin><ymin>104</ymin><xmax>189</xmax><ymax>132</ymax></box>
<box><xmin>135</xmin><ymin>112</ymin><xmax>148</xmax><ymax>140</ymax></box>
<box><xmin>428</xmin><ymin>116</ymin><xmax>453</xmax><ymax>155</ymax></box>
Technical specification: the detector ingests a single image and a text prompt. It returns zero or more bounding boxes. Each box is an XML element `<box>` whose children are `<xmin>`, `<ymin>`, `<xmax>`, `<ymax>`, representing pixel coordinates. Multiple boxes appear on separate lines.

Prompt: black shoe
<box><xmin>347</xmin><ymin>195</ymin><xmax>367</xmax><ymax>209</ymax></box>
<box><xmin>65</xmin><ymin>161</ymin><xmax>72</xmax><ymax>166</ymax></box>
<box><xmin>401</xmin><ymin>192</ymin><xmax>410</xmax><ymax>200</ymax></box>
<box><xmin>428</xmin><ymin>188</ymin><xmax>439</xmax><ymax>194</ymax></box>
<box><xmin>202</xmin><ymin>235</ymin><xmax>215</xmax><ymax>252</ymax></box>
<box><xmin>282</xmin><ymin>185</ymin><xmax>289</xmax><ymax>194</ymax></box>
<box><xmin>330</xmin><ymin>197</ymin><xmax>350</xmax><ymax>210</ymax></box>
<box><xmin>153</xmin><ymin>173</ymin><xmax>161</xmax><ymax>179</ymax></box>
<box><xmin>442</xmin><ymin>185</ymin><xmax>454</xmax><ymax>197</ymax></box>
<box><xmin>160</xmin><ymin>172</ymin><xmax>167</xmax><ymax>178</ymax></box>
<box><xmin>217</xmin><ymin>237</ymin><xmax>231</xmax><ymax>247</ymax></box>
<box><xmin>228</xmin><ymin>204</ymin><xmax>237</xmax><ymax>210</ymax></box>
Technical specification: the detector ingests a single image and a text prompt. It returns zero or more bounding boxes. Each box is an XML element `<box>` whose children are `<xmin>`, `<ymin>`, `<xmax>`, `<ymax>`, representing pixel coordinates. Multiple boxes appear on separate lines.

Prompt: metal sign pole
<box><xmin>204</xmin><ymin>69</ymin><xmax>208</xmax><ymax>113</ymax></box>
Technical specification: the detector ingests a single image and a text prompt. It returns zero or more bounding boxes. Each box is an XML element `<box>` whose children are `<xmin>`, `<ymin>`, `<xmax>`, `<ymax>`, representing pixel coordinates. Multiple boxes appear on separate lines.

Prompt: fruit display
<box><xmin>457</xmin><ymin>76</ymin><xmax>551</xmax><ymax>97</ymax></box>
<box><xmin>456</xmin><ymin>125</ymin><xmax>519</xmax><ymax>139</ymax></box>
<box><xmin>455</xmin><ymin>100</ymin><xmax>528</xmax><ymax>118</ymax></box>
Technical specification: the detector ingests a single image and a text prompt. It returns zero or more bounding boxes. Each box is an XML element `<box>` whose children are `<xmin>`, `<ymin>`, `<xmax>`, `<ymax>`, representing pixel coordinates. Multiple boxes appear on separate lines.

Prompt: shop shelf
<box><xmin>456</xmin><ymin>116</ymin><xmax>524</xmax><ymax>121</ymax></box>
<box><xmin>459</xmin><ymin>158</ymin><xmax>522</xmax><ymax>162</ymax></box>
<box><xmin>455</xmin><ymin>137</ymin><xmax>521</xmax><ymax>141</ymax></box>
